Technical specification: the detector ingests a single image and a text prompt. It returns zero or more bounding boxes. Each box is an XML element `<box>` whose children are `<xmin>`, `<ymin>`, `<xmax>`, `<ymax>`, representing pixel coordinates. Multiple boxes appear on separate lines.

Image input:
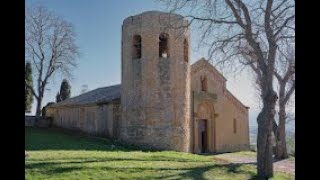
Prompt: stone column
<box><xmin>194</xmin><ymin>118</ymin><xmax>200</xmax><ymax>153</ymax></box>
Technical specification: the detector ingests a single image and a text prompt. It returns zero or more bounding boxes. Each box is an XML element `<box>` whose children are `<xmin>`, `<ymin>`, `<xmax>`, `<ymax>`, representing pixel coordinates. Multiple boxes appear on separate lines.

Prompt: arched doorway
<box><xmin>194</xmin><ymin>101</ymin><xmax>215</xmax><ymax>154</ymax></box>
<box><xmin>198</xmin><ymin>119</ymin><xmax>208</xmax><ymax>153</ymax></box>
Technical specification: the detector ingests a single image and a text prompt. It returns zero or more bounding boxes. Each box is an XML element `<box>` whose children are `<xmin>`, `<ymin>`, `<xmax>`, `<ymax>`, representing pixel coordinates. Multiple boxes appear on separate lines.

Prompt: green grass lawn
<box><xmin>25</xmin><ymin>127</ymin><xmax>294</xmax><ymax>180</ymax></box>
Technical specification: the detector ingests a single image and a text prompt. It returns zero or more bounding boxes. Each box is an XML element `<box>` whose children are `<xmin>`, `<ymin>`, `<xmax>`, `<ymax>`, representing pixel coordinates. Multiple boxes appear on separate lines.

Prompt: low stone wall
<box><xmin>25</xmin><ymin>116</ymin><xmax>53</xmax><ymax>128</ymax></box>
<box><xmin>25</xmin><ymin>116</ymin><xmax>36</xmax><ymax>127</ymax></box>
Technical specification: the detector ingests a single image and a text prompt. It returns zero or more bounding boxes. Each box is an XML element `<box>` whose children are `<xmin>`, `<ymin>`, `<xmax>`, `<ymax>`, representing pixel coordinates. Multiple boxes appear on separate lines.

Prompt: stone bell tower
<box><xmin>120</xmin><ymin>11</ymin><xmax>191</xmax><ymax>152</ymax></box>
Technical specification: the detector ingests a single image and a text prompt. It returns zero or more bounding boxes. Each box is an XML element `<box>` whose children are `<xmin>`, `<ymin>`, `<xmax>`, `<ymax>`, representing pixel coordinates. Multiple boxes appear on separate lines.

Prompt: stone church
<box><xmin>47</xmin><ymin>11</ymin><xmax>250</xmax><ymax>154</ymax></box>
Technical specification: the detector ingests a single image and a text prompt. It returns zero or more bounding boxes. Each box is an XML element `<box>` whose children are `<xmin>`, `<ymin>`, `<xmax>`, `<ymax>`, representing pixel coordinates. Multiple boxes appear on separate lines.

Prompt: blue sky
<box><xmin>26</xmin><ymin>0</ymin><xmax>292</xmax><ymax>131</ymax></box>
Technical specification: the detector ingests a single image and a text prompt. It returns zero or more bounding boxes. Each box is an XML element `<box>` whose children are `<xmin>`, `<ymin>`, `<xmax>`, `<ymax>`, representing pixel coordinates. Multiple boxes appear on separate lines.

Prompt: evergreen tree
<box><xmin>59</xmin><ymin>79</ymin><xmax>71</xmax><ymax>101</ymax></box>
<box><xmin>25</xmin><ymin>62</ymin><xmax>33</xmax><ymax>112</ymax></box>
<box><xmin>56</xmin><ymin>92</ymin><xmax>61</xmax><ymax>103</ymax></box>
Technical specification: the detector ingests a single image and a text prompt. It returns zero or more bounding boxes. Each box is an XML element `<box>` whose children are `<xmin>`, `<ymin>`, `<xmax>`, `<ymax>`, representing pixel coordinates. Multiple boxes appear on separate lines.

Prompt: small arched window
<box><xmin>132</xmin><ymin>35</ymin><xmax>142</xmax><ymax>59</ymax></box>
<box><xmin>201</xmin><ymin>76</ymin><xmax>207</xmax><ymax>92</ymax></box>
<box><xmin>184</xmin><ymin>39</ymin><xmax>188</xmax><ymax>63</ymax></box>
<box><xmin>159</xmin><ymin>33</ymin><xmax>169</xmax><ymax>58</ymax></box>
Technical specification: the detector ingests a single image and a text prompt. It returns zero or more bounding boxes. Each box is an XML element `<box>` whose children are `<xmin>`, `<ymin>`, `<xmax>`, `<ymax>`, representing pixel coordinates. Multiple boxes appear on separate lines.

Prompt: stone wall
<box><xmin>120</xmin><ymin>11</ymin><xmax>191</xmax><ymax>152</ymax></box>
<box><xmin>46</xmin><ymin>101</ymin><xmax>119</xmax><ymax>138</ymax></box>
<box><xmin>25</xmin><ymin>116</ymin><xmax>36</xmax><ymax>127</ymax></box>
<box><xmin>215</xmin><ymin>91</ymin><xmax>250</xmax><ymax>152</ymax></box>
<box><xmin>191</xmin><ymin>59</ymin><xmax>250</xmax><ymax>153</ymax></box>
<box><xmin>25</xmin><ymin>115</ymin><xmax>53</xmax><ymax>128</ymax></box>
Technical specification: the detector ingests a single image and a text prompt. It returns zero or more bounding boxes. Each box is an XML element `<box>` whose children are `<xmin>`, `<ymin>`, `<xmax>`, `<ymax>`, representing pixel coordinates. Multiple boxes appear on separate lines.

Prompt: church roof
<box><xmin>49</xmin><ymin>84</ymin><xmax>121</xmax><ymax>107</ymax></box>
<box><xmin>191</xmin><ymin>57</ymin><xmax>227</xmax><ymax>82</ymax></box>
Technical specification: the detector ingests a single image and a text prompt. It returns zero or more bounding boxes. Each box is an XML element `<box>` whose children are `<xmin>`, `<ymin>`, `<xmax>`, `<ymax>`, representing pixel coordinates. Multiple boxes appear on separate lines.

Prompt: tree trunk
<box><xmin>272</xmin><ymin>119</ymin><xmax>278</xmax><ymax>138</ymax></box>
<box><xmin>257</xmin><ymin>90</ymin><xmax>277</xmax><ymax>178</ymax></box>
<box><xmin>35</xmin><ymin>95</ymin><xmax>43</xmax><ymax>118</ymax></box>
<box><xmin>274</xmin><ymin>79</ymin><xmax>289</xmax><ymax>159</ymax></box>
<box><xmin>275</xmin><ymin>103</ymin><xmax>288</xmax><ymax>159</ymax></box>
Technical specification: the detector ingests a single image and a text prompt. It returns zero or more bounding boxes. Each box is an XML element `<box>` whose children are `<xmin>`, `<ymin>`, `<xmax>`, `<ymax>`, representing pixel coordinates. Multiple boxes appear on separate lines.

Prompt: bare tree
<box><xmin>273</xmin><ymin>47</ymin><xmax>295</xmax><ymax>159</ymax></box>
<box><xmin>25</xmin><ymin>6</ymin><xmax>79</xmax><ymax>118</ymax></box>
<box><xmin>250</xmin><ymin>47</ymin><xmax>295</xmax><ymax>160</ymax></box>
<box><xmin>159</xmin><ymin>0</ymin><xmax>294</xmax><ymax>178</ymax></box>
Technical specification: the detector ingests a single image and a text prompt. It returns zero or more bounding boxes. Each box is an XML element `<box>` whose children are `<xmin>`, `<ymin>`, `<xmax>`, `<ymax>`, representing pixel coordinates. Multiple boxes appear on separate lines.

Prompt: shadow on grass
<box><xmin>26</xmin><ymin>159</ymin><xmax>267</xmax><ymax>180</ymax></box>
<box><xmin>46</xmin><ymin>166</ymin><xmax>83</xmax><ymax>175</ymax></box>
<box><xmin>25</xmin><ymin>127</ymin><xmax>291</xmax><ymax>179</ymax></box>
<box><xmin>26</xmin><ymin>155</ymin><xmax>211</xmax><ymax>170</ymax></box>
<box><xmin>25</xmin><ymin>127</ymin><xmax>145</xmax><ymax>152</ymax></box>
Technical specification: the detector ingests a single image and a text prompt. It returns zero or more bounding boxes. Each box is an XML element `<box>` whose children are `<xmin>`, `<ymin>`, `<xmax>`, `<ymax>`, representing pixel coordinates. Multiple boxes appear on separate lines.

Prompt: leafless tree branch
<box><xmin>158</xmin><ymin>0</ymin><xmax>294</xmax><ymax>177</ymax></box>
<box><xmin>25</xmin><ymin>5</ymin><xmax>79</xmax><ymax>117</ymax></box>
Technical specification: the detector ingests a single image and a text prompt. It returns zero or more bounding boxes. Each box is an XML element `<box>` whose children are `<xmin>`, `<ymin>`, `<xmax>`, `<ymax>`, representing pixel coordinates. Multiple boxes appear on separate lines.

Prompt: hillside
<box><xmin>249</xmin><ymin>122</ymin><xmax>295</xmax><ymax>145</ymax></box>
<box><xmin>25</xmin><ymin>127</ymin><xmax>294</xmax><ymax>179</ymax></box>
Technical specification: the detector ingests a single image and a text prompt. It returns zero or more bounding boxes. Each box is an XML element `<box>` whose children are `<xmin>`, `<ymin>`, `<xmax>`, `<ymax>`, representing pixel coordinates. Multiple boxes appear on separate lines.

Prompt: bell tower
<box><xmin>120</xmin><ymin>11</ymin><xmax>191</xmax><ymax>152</ymax></box>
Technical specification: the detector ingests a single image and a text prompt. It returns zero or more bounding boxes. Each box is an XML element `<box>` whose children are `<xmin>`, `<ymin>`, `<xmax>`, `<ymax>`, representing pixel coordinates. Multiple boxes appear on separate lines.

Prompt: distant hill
<box><xmin>249</xmin><ymin>122</ymin><xmax>295</xmax><ymax>145</ymax></box>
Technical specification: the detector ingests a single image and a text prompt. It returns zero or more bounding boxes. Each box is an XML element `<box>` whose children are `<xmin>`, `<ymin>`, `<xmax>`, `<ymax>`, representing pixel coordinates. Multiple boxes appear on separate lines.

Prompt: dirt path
<box><xmin>213</xmin><ymin>153</ymin><xmax>295</xmax><ymax>174</ymax></box>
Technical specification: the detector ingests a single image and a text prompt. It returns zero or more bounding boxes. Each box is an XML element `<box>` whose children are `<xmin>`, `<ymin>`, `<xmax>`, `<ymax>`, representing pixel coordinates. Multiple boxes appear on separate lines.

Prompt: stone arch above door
<box><xmin>197</xmin><ymin>101</ymin><xmax>214</xmax><ymax>120</ymax></box>
<box><xmin>194</xmin><ymin>101</ymin><xmax>215</xmax><ymax>153</ymax></box>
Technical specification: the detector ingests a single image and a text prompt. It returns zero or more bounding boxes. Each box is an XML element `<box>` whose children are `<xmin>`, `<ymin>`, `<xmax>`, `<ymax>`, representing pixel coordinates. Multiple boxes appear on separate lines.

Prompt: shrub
<box><xmin>42</xmin><ymin>102</ymin><xmax>55</xmax><ymax>117</ymax></box>
<box><xmin>42</xmin><ymin>107</ymin><xmax>46</xmax><ymax>117</ymax></box>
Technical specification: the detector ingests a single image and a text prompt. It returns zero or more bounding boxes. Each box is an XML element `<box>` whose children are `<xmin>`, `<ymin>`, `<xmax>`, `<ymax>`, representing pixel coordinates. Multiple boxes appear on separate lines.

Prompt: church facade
<box><xmin>47</xmin><ymin>11</ymin><xmax>249</xmax><ymax>153</ymax></box>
